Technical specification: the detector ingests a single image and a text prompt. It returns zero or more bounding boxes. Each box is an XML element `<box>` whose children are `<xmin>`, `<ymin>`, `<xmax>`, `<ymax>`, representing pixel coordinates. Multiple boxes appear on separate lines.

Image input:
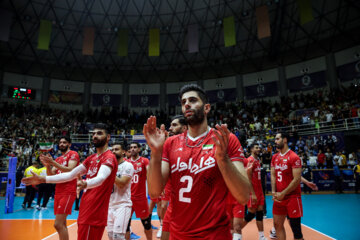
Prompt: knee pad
<box><xmin>289</xmin><ymin>217</ymin><xmax>303</xmax><ymax>239</ymax></box>
<box><xmin>141</xmin><ymin>216</ymin><xmax>152</xmax><ymax>230</ymax></box>
<box><xmin>113</xmin><ymin>232</ymin><xmax>125</xmax><ymax>240</ymax></box>
<box><xmin>244</xmin><ymin>211</ymin><xmax>256</xmax><ymax>222</ymax></box>
<box><xmin>256</xmin><ymin>211</ymin><xmax>263</xmax><ymax>221</ymax></box>
<box><xmin>107</xmin><ymin>231</ymin><xmax>113</xmax><ymax>240</ymax></box>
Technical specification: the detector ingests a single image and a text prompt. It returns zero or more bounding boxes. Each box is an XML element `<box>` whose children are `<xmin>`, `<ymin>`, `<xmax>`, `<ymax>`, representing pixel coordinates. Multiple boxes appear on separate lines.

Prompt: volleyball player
<box><xmin>271</xmin><ymin>132</ymin><xmax>303</xmax><ymax>240</ymax></box>
<box><xmin>126</xmin><ymin>142</ymin><xmax>153</xmax><ymax>240</ymax></box>
<box><xmin>144</xmin><ymin>84</ymin><xmax>250</xmax><ymax>239</ymax></box>
<box><xmin>23</xmin><ymin>123</ymin><xmax>118</xmax><ymax>240</ymax></box>
<box><xmin>40</xmin><ymin>136</ymin><xmax>80</xmax><ymax>240</ymax></box>
<box><xmin>108</xmin><ymin>143</ymin><xmax>134</xmax><ymax>240</ymax></box>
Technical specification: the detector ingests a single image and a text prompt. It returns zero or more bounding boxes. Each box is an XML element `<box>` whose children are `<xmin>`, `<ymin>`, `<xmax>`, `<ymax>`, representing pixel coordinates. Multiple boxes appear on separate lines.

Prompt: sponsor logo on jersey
<box><xmin>175</xmin><ymin>147</ymin><xmax>183</xmax><ymax>152</ymax></box>
<box><xmin>87</xmin><ymin>166</ymin><xmax>98</xmax><ymax>177</ymax></box>
<box><xmin>171</xmin><ymin>156</ymin><xmax>216</xmax><ymax>175</ymax></box>
<box><xmin>274</xmin><ymin>163</ymin><xmax>288</xmax><ymax>171</ymax></box>
<box><xmin>134</xmin><ymin>167</ymin><xmax>142</xmax><ymax>173</ymax></box>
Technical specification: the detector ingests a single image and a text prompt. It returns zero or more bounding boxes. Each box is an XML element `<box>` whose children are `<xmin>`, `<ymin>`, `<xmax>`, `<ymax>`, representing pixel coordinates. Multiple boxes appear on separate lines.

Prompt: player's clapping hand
<box><xmin>143</xmin><ymin>116</ymin><xmax>166</xmax><ymax>153</ymax></box>
<box><xmin>212</xmin><ymin>124</ymin><xmax>230</xmax><ymax>162</ymax></box>
<box><xmin>76</xmin><ymin>176</ymin><xmax>87</xmax><ymax>198</ymax></box>
<box><xmin>21</xmin><ymin>171</ymin><xmax>45</xmax><ymax>186</ymax></box>
<box><xmin>40</xmin><ymin>154</ymin><xmax>54</xmax><ymax>166</ymax></box>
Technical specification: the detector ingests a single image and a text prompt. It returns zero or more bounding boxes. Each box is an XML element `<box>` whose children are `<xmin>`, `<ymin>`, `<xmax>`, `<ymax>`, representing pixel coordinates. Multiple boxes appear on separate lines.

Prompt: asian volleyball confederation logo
<box><xmin>141</xmin><ymin>95</ymin><xmax>149</xmax><ymax>106</ymax></box>
<box><xmin>217</xmin><ymin>90</ymin><xmax>225</xmax><ymax>100</ymax></box>
<box><xmin>319</xmin><ymin>171</ymin><xmax>330</xmax><ymax>180</ymax></box>
<box><xmin>302</xmin><ymin>75</ymin><xmax>311</xmax><ymax>86</ymax></box>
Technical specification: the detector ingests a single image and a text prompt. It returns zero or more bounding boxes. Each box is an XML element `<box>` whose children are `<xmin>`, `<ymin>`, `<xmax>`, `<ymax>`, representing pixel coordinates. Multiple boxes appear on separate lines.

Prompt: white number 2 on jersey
<box><xmin>179</xmin><ymin>176</ymin><xmax>193</xmax><ymax>203</ymax></box>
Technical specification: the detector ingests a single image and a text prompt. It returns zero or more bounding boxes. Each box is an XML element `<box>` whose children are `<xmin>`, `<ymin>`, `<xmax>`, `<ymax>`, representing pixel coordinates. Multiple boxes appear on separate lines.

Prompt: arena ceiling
<box><xmin>0</xmin><ymin>0</ymin><xmax>360</xmax><ymax>83</ymax></box>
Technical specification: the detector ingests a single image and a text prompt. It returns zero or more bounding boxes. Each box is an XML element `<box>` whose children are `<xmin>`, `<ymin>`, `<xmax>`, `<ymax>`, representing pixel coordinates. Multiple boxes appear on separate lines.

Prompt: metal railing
<box><xmin>273</xmin><ymin>117</ymin><xmax>360</xmax><ymax>136</ymax></box>
<box><xmin>70</xmin><ymin>117</ymin><xmax>360</xmax><ymax>143</ymax></box>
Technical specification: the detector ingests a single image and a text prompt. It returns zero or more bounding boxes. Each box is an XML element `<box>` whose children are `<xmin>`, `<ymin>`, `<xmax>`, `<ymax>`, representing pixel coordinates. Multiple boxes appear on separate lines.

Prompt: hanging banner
<box><xmin>337</xmin><ymin>61</ymin><xmax>360</xmax><ymax>82</ymax></box>
<box><xmin>131</xmin><ymin>94</ymin><xmax>159</xmax><ymax>107</ymax></box>
<box><xmin>188</xmin><ymin>24</ymin><xmax>199</xmax><ymax>53</ymax></box>
<box><xmin>92</xmin><ymin>94</ymin><xmax>122</xmax><ymax>107</ymax></box>
<box><xmin>48</xmin><ymin>91</ymin><xmax>83</xmax><ymax>104</ymax></box>
<box><xmin>287</xmin><ymin>71</ymin><xmax>326</xmax><ymax>93</ymax></box>
<box><xmin>117</xmin><ymin>29</ymin><xmax>128</xmax><ymax>56</ymax></box>
<box><xmin>245</xmin><ymin>81</ymin><xmax>278</xmax><ymax>99</ymax></box>
<box><xmin>149</xmin><ymin>28</ymin><xmax>160</xmax><ymax>56</ymax></box>
<box><xmin>256</xmin><ymin>5</ymin><xmax>271</xmax><ymax>39</ymax></box>
<box><xmin>223</xmin><ymin>16</ymin><xmax>236</xmax><ymax>47</ymax></box>
<box><xmin>297</xmin><ymin>0</ymin><xmax>314</xmax><ymax>25</ymax></box>
<box><xmin>0</xmin><ymin>9</ymin><xmax>13</xmax><ymax>42</ymax></box>
<box><xmin>82</xmin><ymin>27</ymin><xmax>95</xmax><ymax>56</ymax></box>
<box><xmin>206</xmin><ymin>88</ymin><xmax>237</xmax><ymax>103</ymax></box>
<box><xmin>37</xmin><ymin>20</ymin><xmax>52</xmax><ymax>50</ymax></box>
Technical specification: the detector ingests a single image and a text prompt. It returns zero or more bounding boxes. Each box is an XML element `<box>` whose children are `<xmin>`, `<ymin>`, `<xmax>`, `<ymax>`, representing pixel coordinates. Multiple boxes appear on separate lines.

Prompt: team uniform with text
<box><xmin>271</xmin><ymin>150</ymin><xmax>303</xmax><ymax>218</ymax></box>
<box><xmin>54</xmin><ymin>150</ymin><xmax>80</xmax><ymax>215</ymax></box>
<box><xmin>107</xmin><ymin>161</ymin><xmax>134</xmax><ymax>234</ymax></box>
<box><xmin>77</xmin><ymin>150</ymin><xmax>118</xmax><ymax>240</ymax></box>
<box><xmin>246</xmin><ymin>155</ymin><xmax>265</xmax><ymax>209</ymax></box>
<box><xmin>127</xmin><ymin>156</ymin><xmax>150</xmax><ymax>219</ymax></box>
<box><xmin>162</xmin><ymin>128</ymin><xmax>245</xmax><ymax>240</ymax></box>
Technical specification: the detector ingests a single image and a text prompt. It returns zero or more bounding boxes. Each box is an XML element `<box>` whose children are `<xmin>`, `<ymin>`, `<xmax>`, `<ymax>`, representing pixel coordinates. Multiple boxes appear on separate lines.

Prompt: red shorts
<box><xmin>77</xmin><ymin>224</ymin><xmax>105</xmax><ymax>240</ymax></box>
<box><xmin>169</xmin><ymin>225</ymin><xmax>231</xmax><ymax>240</ymax></box>
<box><xmin>131</xmin><ymin>197</ymin><xmax>150</xmax><ymax>219</ymax></box>
<box><xmin>247</xmin><ymin>192</ymin><xmax>265</xmax><ymax>209</ymax></box>
<box><xmin>273</xmin><ymin>196</ymin><xmax>303</xmax><ymax>218</ymax></box>
<box><xmin>226</xmin><ymin>202</ymin><xmax>245</xmax><ymax>219</ymax></box>
<box><xmin>54</xmin><ymin>195</ymin><xmax>76</xmax><ymax>215</ymax></box>
<box><xmin>162</xmin><ymin>202</ymin><xmax>172</xmax><ymax>232</ymax></box>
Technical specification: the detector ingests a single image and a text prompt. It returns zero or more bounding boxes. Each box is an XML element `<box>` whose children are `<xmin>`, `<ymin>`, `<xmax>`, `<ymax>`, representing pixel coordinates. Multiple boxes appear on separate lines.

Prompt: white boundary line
<box><xmin>41</xmin><ymin>222</ymin><xmax>77</xmax><ymax>240</ymax></box>
<box><xmin>301</xmin><ymin>223</ymin><xmax>337</xmax><ymax>240</ymax></box>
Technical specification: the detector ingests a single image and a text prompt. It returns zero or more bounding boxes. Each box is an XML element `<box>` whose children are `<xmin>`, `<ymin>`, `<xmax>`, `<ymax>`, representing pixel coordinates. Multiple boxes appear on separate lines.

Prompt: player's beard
<box><xmin>184</xmin><ymin>105</ymin><xmax>205</xmax><ymax>126</ymax></box>
<box><xmin>93</xmin><ymin>137</ymin><xmax>107</xmax><ymax>148</ymax></box>
<box><xmin>276</xmin><ymin>141</ymin><xmax>284</xmax><ymax>150</ymax></box>
<box><xmin>59</xmin><ymin>145</ymin><xmax>69</xmax><ymax>153</ymax></box>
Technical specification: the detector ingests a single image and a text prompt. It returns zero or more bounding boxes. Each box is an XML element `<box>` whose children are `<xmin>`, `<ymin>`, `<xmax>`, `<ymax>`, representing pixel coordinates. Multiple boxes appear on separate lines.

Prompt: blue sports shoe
<box><xmin>151</xmin><ymin>224</ymin><xmax>158</xmax><ymax>230</ymax></box>
<box><xmin>130</xmin><ymin>232</ymin><xmax>141</xmax><ymax>239</ymax></box>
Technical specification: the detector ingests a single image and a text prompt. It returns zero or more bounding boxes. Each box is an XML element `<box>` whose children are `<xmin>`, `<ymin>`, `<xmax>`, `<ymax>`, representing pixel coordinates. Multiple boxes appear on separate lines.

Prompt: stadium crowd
<box><xmin>0</xmin><ymin>84</ymin><xmax>360</xmax><ymax>172</ymax></box>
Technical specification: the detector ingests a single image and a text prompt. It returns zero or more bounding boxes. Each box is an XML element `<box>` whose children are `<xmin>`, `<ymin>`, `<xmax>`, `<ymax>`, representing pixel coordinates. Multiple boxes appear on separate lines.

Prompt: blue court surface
<box><xmin>1</xmin><ymin>194</ymin><xmax>359</xmax><ymax>240</ymax></box>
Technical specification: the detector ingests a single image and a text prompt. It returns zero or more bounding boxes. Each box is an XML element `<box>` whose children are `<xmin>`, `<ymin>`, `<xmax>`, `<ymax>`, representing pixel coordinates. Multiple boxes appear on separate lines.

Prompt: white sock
<box><xmin>271</xmin><ymin>227</ymin><xmax>275</xmax><ymax>232</ymax></box>
<box><xmin>233</xmin><ymin>233</ymin><xmax>242</xmax><ymax>240</ymax></box>
<box><xmin>259</xmin><ymin>231</ymin><xmax>265</xmax><ymax>237</ymax></box>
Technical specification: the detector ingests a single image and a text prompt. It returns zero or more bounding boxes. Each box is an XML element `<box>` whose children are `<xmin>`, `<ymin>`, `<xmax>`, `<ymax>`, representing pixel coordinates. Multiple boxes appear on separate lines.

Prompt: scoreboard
<box><xmin>8</xmin><ymin>87</ymin><xmax>36</xmax><ymax>100</ymax></box>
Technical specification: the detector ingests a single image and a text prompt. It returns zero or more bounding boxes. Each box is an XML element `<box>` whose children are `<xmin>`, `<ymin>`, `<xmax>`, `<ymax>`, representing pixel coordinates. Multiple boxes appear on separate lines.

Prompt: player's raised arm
<box><xmin>212</xmin><ymin>124</ymin><xmax>250</xmax><ymax>204</ymax></box>
<box><xmin>143</xmin><ymin>116</ymin><xmax>169</xmax><ymax>198</ymax></box>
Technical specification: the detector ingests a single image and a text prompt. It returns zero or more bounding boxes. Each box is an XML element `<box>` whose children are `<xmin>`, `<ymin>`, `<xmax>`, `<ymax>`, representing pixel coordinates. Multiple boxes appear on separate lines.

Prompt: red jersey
<box><xmin>271</xmin><ymin>150</ymin><xmax>302</xmax><ymax>199</ymax></box>
<box><xmin>78</xmin><ymin>150</ymin><xmax>118</xmax><ymax>226</ymax></box>
<box><xmin>247</xmin><ymin>155</ymin><xmax>263</xmax><ymax>196</ymax></box>
<box><xmin>55</xmin><ymin>150</ymin><xmax>80</xmax><ymax>196</ymax></box>
<box><xmin>162</xmin><ymin>128</ymin><xmax>245</xmax><ymax>239</ymax></box>
<box><xmin>127</xmin><ymin>156</ymin><xmax>149</xmax><ymax>200</ymax></box>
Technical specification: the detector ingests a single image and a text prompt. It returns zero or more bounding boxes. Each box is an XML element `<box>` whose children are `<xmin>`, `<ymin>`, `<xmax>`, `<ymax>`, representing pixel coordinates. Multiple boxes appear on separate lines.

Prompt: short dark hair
<box><xmin>171</xmin><ymin>115</ymin><xmax>186</xmax><ymax>126</ymax></box>
<box><xmin>277</xmin><ymin>132</ymin><xmax>289</xmax><ymax>142</ymax></box>
<box><xmin>93</xmin><ymin>123</ymin><xmax>111</xmax><ymax>134</ymax></box>
<box><xmin>59</xmin><ymin>135</ymin><xmax>71</xmax><ymax>144</ymax></box>
<box><xmin>112</xmin><ymin>142</ymin><xmax>125</xmax><ymax>150</ymax></box>
<box><xmin>249</xmin><ymin>143</ymin><xmax>259</xmax><ymax>151</ymax></box>
<box><xmin>178</xmin><ymin>84</ymin><xmax>208</xmax><ymax>104</ymax></box>
<box><xmin>130</xmin><ymin>142</ymin><xmax>141</xmax><ymax>148</ymax></box>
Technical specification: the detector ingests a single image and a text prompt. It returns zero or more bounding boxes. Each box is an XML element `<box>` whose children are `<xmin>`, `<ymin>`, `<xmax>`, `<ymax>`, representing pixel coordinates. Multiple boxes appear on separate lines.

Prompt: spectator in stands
<box><xmin>325</xmin><ymin>148</ymin><xmax>334</xmax><ymax>168</ymax></box>
<box><xmin>348</xmin><ymin>152</ymin><xmax>356</xmax><ymax>167</ymax></box>
<box><xmin>339</xmin><ymin>151</ymin><xmax>347</xmax><ymax>167</ymax></box>
<box><xmin>333</xmin><ymin>161</ymin><xmax>343</xmax><ymax>194</ymax></box>
<box><xmin>302</xmin><ymin>161</ymin><xmax>313</xmax><ymax>194</ymax></box>
<box><xmin>354</xmin><ymin>161</ymin><xmax>360</xmax><ymax>193</ymax></box>
<box><xmin>317</xmin><ymin>149</ymin><xmax>326</xmax><ymax>169</ymax></box>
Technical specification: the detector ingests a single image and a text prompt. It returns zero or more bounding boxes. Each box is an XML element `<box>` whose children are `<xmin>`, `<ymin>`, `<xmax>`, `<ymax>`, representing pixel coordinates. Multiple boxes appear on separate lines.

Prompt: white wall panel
<box><xmin>286</xmin><ymin>57</ymin><xmax>326</xmax><ymax>78</ymax></box>
<box><xmin>50</xmin><ymin>79</ymin><xmax>84</xmax><ymax>93</ymax></box>
<box><xmin>243</xmin><ymin>68</ymin><xmax>278</xmax><ymax>86</ymax></box>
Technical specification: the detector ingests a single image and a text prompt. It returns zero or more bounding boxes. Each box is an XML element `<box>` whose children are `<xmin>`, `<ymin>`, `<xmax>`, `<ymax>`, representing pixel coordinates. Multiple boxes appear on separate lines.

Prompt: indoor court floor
<box><xmin>1</xmin><ymin>194</ymin><xmax>359</xmax><ymax>240</ymax></box>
